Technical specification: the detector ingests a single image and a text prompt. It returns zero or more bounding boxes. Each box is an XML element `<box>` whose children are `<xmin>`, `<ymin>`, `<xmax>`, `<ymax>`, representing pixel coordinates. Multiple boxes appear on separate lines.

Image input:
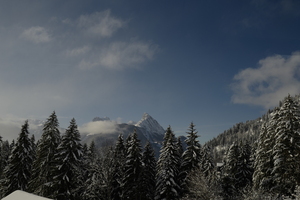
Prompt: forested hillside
<box><xmin>206</xmin><ymin>109</ymin><xmax>272</xmax><ymax>163</ymax></box>
<box><xmin>0</xmin><ymin>112</ymin><xmax>213</xmax><ymax>200</ymax></box>
<box><xmin>1</xmin><ymin>94</ymin><xmax>300</xmax><ymax>199</ymax></box>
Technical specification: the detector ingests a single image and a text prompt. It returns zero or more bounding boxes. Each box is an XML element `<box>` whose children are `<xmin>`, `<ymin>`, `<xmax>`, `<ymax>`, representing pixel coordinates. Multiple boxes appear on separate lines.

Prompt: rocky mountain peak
<box><xmin>135</xmin><ymin>113</ymin><xmax>165</xmax><ymax>137</ymax></box>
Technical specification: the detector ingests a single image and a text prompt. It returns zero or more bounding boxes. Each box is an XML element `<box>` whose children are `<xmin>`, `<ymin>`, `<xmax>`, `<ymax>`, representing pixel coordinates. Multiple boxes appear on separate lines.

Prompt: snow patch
<box><xmin>2</xmin><ymin>190</ymin><xmax>53</xmax><ymax>200</ymax></box>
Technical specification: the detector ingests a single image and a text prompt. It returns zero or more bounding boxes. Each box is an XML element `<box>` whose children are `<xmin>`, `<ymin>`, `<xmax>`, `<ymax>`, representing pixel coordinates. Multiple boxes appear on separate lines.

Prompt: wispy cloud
<box><xmin>65</xmin><ymin>46</ymin><xmax>91</xmax><ymax>57</ymax></box>
<box><xmin>100</xmin><ymin>41</ymin><xmax>157</xmax><ymax>70</ymax></box>
<box><xmin>20</xmin><ymin>26</ymin><xmax>51</xmax><ymax>43</ymax></box>
<box><xmin>231</xmin><ymin>52</ymin><xmax>300</xmax><ymax>108</ymax></box>
<box><xmin>77</xmin><ymin>40</ymin><xmax>158</xmax><ymax>70</ymax></box>
<box><xmin>64</xmin><ymin>9</ymin><xmax>126</xmax><ymax>38</ymax></box>
<box><xmin>60</xmin><ymin>10</ymin><xmax>158</xmax><ymax>70</ymax></box>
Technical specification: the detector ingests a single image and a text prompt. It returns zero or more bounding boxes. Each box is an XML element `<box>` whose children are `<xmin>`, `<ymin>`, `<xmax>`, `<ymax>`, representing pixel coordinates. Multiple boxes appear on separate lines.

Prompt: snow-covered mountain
<box><xmin>81</xmin><ymin>113</ymin><xmax>166</xmax><ymax>157</ymax></box>
<box><xmin>135</xmin><ymin>113</ymin><xmax>165</xmax><ymax>143</ymax></box>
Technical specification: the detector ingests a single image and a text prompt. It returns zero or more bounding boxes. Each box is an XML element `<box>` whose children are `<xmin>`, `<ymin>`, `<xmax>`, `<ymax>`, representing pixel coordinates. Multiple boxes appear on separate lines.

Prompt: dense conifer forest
<box><xmin>1</xmin><ymin>94</ymin><xmax>300</xmax><ymax>199</ymax></box>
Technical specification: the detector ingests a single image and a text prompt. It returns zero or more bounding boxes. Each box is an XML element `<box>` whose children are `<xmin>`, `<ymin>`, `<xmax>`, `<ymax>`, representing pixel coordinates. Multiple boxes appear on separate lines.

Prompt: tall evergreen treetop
<box><xmin>271</xmin><ymin>95</ymin><xmax>300</xmax><ymax>196</ymax></box>
<box><xmin>140</xmin><ymin>142</ymin><xmax>156</xmax><ymax>200</ymax></box>
<box><xmin>122</xmin><ymin>130</ymin><xmax>143</xmax><ymax>199</ymax></box>
<box><xmin>1</xmin><ymin>120</ymin><xmax>34</xmax><ymax>197</ymax></box>
<box><xmin>52</xmin><ymin>118</ymin><xmax>83</xmax><ymax>200</ymax></box>
<box><xmin>181</xmin><ymin>122</ymin><xmax>202</xmax><ymax>173</ymax></box>
<box><xmin>42</xmin><ymin>111</ymin><xmax>61</xmax><ymax>144</ymax></box>
<box><xmin>111</xmin><ymin>133</ymin><xmax>126</xmax><ymax>200</ymax></box>
<box><xmin>28</xmin><ymin>111</ymin><xmax>61</xmax><ymax>197</ymax></box>
<box><xmin>156</xmin><ymin>126</ymin><xmax>181</xmax><ymax>200</ymax></box>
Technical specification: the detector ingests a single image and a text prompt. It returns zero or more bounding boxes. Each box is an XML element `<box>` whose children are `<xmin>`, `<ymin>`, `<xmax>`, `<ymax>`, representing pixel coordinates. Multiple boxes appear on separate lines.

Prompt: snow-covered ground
<box><xmin>2</xmin><ymin>190</ymin><xmax>53</xmax><ymax>200</ymax></box>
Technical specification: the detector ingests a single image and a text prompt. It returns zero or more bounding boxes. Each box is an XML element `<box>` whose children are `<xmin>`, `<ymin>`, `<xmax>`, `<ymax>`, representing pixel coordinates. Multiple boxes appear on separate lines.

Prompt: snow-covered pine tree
<box><xmin>0</xmin><ymin>139</ymin><xmax>10</xmax><ymax>181</ymax></box>
<box><xmin>235</xmin><ymin>141</ymin><xmax>253</xmax><ymax>192</ymax></box>
<box><xmin>110</xmin><ymin>133</ymin><xmax>126</xmax><ymax>200</ymax></box>
<box><xmin>140</xmin><ymin>142</ymin><xmax>156</xmax><ymax>200</ymax></box>
<box><xmin>99</xmin><ymin>146</ymin><xmax>114</xmax><ymax>200</ymax></box>
<box><xmin>1</xmin><ymin>120</ymin><xmax>34</xmax><ymax>197</ymax></box>
<box><xmin>30</xmin><ymin>134</ymin><xmax>36</xmax><ymax>160</ymax></box>
<box><xmin>155</xmin><ymin>126</ymin><xmax>181</xmax><ymax>200</ymax></box>
<box><xmin>176</xmin><ymin>137</ymin><xmax>184</xmax><ymax>158</ymax></box>
<box><xmin>82</xmin><ymin>159</ymin><xmax>103</xmax><ymax>200</ymax></box>
<box><xmin>88</xmin><ymin>140</ymin><xmax>98</xmax><ymax>162</ymax></box>
<box><xmin>180</xmin><ymin>122</ymin><xmax>202</xmax><ymax>195</ymax></box>
<box><xmin>271</xmin><ymin>95</ymin><xmax>300</xmax><ymax>196</ymax></box>
<box><xmin>51</xmin><ymin>118</ymin><xmax>83</xmax><ymax>200</ymax></box>
<box><xmin>28</xmin><ymin>111</ymin><xmax>61</xmax><ymax>197</ymax></box>
<box><xmin>253</xmin><ymin>123</ymin><xmax>267</xmax><ymax>191</ymax></box>
<box><xmin>200</xmin><ymin>145</ymin><xmax>216</xmax><ymax>184</ymax></box>
<box><xmin>82</xmin><ymin>141</ymin><xmax>109</xmax><ymax>200</ymax></box>
<box><xmin>253</xmin><ymin>107</ymin><xmax>280</xmax><ymax>194</ymax></box>
<box><xmin>9</xmin><ymin>140</ymin><xmax>15</xmax><ymax>152</ymax></box>
<box><xmin>0</xmin><ymin>140</ymin><xmax>10</xmax><ymax>194</ymax></box>
<box><xmin>122</xmin><ymin>129</ymin><xmax>143</xmax><ymax>199</ymax></box>
<box><xmin>81</xmin><ymin>143</ymin><xmax>89</xmax><ymax>181</ymax></box>
<box><xmin>221</xmin><ymin>142</ymin><xmax>239</xmax><ymax>199</ymax></box>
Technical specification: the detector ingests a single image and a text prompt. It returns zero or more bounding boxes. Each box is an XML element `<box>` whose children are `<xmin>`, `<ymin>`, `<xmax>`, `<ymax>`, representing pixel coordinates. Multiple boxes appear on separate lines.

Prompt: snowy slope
<box><xmin>2</xmin><ymin>190</ymin><xmax>53</xmax><ymax>200</ymax></box>
<box><xmin>135</xmin><ymin>113</ymin><xmax>165</xmax><ymax>142</ymax></box>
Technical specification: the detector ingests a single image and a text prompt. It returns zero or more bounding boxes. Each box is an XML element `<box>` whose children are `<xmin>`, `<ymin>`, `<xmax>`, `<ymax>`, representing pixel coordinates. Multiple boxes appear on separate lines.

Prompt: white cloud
<box><xmin>79</xmin><ymin>120</ymin><xmax>118</xmax><ymax>135</ymax></box>
<box><xmin>65</xmin><ymin>46</ymin><xmax>91</xmax><ymax>57</ymax></box>
<box><xmin>231</xmin><ymin>51</ymin><xmax>300</xmax><ymax>108</ymax></box>
<box><xmin>78</xmin><ymin>10</ymin><xmax>125</xmax><ymax>38</ymax></box>
<box><xmin>20</xmin><ymin>26</ymin><xmax>51</xmax><ymax>43</ymax></box>
<box><xmin>77</xmin><ymin>41</ymin><xmax>158</xmax><ymax>70</ymax></box>
<box><xmin>60</xmin><ymin>10</ymin><xmax>158</xmax><ymax>71</ymax></box>
<box><xmin>98</xmin><ymin>41</ymin><xmax>157</xmax><ymax>70</ymax></box>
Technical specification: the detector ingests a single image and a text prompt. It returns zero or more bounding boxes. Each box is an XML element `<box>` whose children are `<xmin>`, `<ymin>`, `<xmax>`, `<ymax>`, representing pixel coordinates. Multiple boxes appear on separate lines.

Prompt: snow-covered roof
<box><xmin>2</xmin><ymin>190</ymin><xmax>53</xmax><ymax>200</ymax></box>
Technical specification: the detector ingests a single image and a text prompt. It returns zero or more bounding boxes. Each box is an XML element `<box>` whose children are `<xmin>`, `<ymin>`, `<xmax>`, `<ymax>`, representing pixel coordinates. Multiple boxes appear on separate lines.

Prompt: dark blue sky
<box><xmin>1</xmin><ymin>0</ymin><xmax>300</xmax><ymax>142</ymax></box>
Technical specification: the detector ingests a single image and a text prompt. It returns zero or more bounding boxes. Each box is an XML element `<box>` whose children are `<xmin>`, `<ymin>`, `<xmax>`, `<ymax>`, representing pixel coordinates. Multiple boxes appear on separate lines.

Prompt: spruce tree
<box><xmin>1</xmin><ymin>120</ymin><xmax>34</xmax><ymax>196</ymax></box>
<box><xmin>30</xmin><ymin>134</ymin><xmax>36</xmax><ymax>157</ymax></box>
<box><xmin>181</xmin><ymin>122</ymin><xmax>201</xmax><ymax>173</ymax></box>
<box><xmin>180</xmin><ymin>122</ymin><xmax>202</xmax><ymax>195</ymax></box>
<box><xmin>271</xmin><ymin>95</ymin><xmax>300</xmax><ymax>196</ymax></box>
<box><xmin>140</xmin><ymin>142</ymin><xmax>156</xmax><ymax>200</ymax></box>
<box><xmin>52</xmin><ymin>118</ymin><xmax>83</xmax><ymax>200</ymax></box>
<box><xmin>122</xmin><ymin>130</ymin><xmax>143</xmax><ymax>199</ymax></box>
<box><xmin>200</xmin><ymin>145</ymin><xmax>215</xmax><ymax>183</ymax></box>
<box><xmin>155</xmin><ymin>126</ymin><xmax>180</xmax><ymax>200</ymax></box>
<box><xmin>88</xmin><ymin>140</ymin><xmax>98</xmax><ymax>162</ymax></box>
<box><xmin>235</xmin><ymin>141</ymin><xmax>253</xmax><ymax>192</ymax></box>
<box><xmin>82</xmin><ymin>159</ymin><xmax>103</xmax><ymax>200</ymax></box>
<box><xmin>28</xmin><ymin>111</ymin><xmax>61</xmax><ymax>197</ymax></box>
<box><xmin>253</xmin><ymin>108</ymin><xmax>279</xmax><ymax>193</ymax></box>
<box><xmin>0</xmin><ymin>139</ymin><xmax>10</xmax><ymax>180</ymax></box>
<box><xmin>82</xmin><ymin>141</ymin><xmax>107</xmax><ymax>200</ymax></box>
<box><xmin>81</xmin><ymin>143</ymin><xmax>89</xmax><ymax>182</ymax></box>
<box><xmin>111</xmin><ymin>133</ymin><xmax>126</xmax><ymax>200</ymax></box>
<box><xmin>221</xmin><ymin>142</ymin><xmax>239</xmax><ymax>199</ymax></box>
<box><xmin>99</xmin><ymin>146</ymin><xmax>115</xmax><ymax>200</ymax></box>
